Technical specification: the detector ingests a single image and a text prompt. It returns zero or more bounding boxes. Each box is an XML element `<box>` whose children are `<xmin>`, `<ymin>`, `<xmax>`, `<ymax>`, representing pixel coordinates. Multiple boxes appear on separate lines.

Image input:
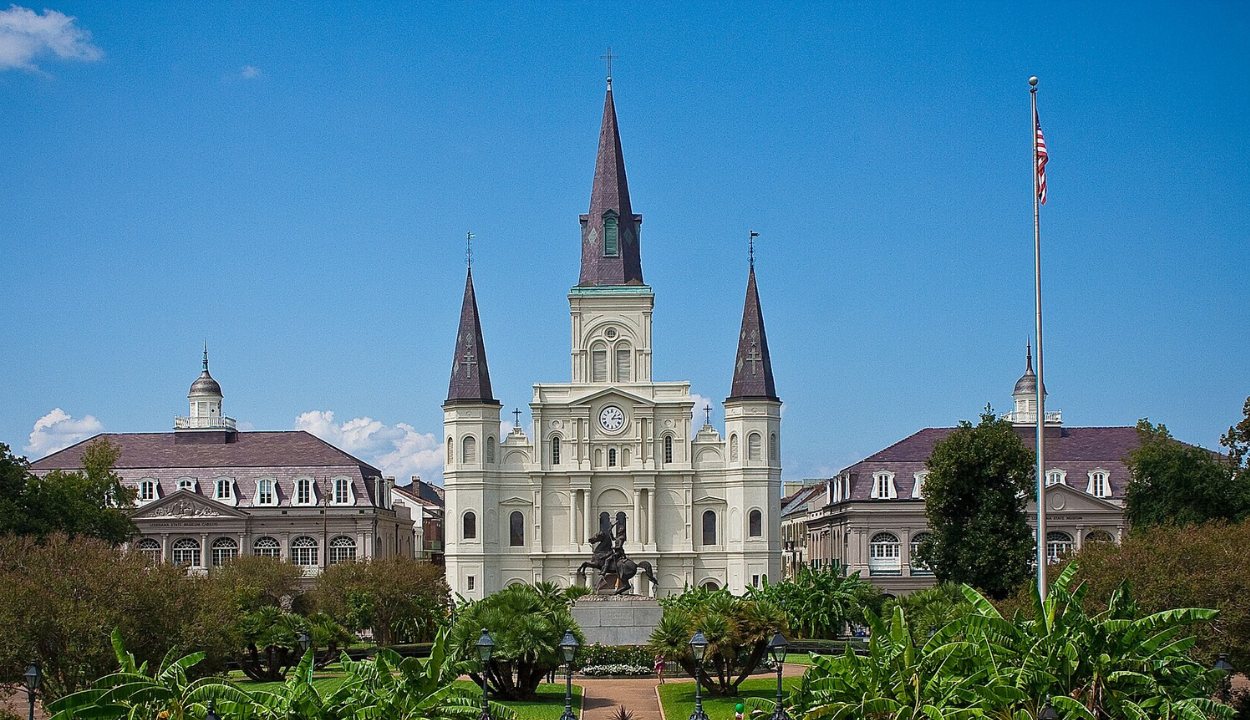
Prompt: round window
<box><xmin>605</xmin><ymin>327</ymin><xmax>617</xmax><ymax>339</ymax></box>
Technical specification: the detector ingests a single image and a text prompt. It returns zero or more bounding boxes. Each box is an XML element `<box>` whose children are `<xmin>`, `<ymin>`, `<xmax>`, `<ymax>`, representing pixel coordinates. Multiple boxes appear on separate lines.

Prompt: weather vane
<box><xmin>749</xmin><ymin>230</ymin><xmax>759</xmax><ymax>268</ymax></box>
<box><xmin>466</xmin><ymin>231</ymin><xmax>475</xmax><ymax>269</ymax></box>
<box><xmin>600</xmin><ymin>47</ymin><xmax>617</xmax><ymax>88</ymax></box>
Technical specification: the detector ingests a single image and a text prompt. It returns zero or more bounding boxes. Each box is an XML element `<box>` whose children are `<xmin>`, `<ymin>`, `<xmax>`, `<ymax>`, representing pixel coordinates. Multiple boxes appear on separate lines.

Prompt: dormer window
<box><xmin>256</xmin><ymin>478</ymin><xmax>276</xmax><ymax>506</ymax></box>
<box><xmin>1046</xmin><ymin>469</ymin><xmax>1067</xmax><ymax>487</ymax></box>
<box><xmin>911</xmin><ymin>472</ymin><xmax>928</xmax><ymax>499</ymax></box>
<box><xmin>214</xmin><ymin>478</ymin><xmax>233</xmax><ymax>501</ymax></box>
<box><xmin>295</xmin><ymin>477</ymin><xmax>315</xmax><ymax>506</ymax></box>
<box><xmin>603</xmin><ymin>213</ymin><xmax>619</xmax><ymax>256</ymax></box>
<box><xmin>332</xmin><ymin>477</ymin><xmax>352</xmax><ymax>505</ymax></box>
<box><xmin>139</xmin><ymin>479</ymin><xmax>158</xmax><ymax>502</ymax></box>
<box><xmin>870</xmin><ymin>471</ymin><xmax>897</xmax><ymax>499</ymax></box>
<box><xmin>176</xmin><ymin>478</ymin><xmax>196</xmax><ymax>492</ymax></box>
<box><xmin>1087</xmin><ymin>470</ymin><xmax>1111</xmax><ymax>498</ymax></box>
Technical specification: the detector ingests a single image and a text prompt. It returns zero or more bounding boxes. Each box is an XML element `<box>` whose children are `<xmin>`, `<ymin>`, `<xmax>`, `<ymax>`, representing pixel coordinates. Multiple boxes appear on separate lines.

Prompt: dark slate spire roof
<box><xmin>727</xmin><ymin>265</ymin><xmax>779</xmax><ymax>402</ymax></box>
<box><xmin>1013</xmin><ymin>341</ymin><xmax>1047</xmax><ymax>397</ymax></box>
<box><xmin>445</xmin><ymin>269</ymin><xmax>498</xmax><ymax>405</ymax></box>
<box><xmin>578</xmin><ymin>87</ymin><xmax>644</xmax><ymax>287</ymax></box>
<box><xmin>189</xmin><ymin>345</ymin><xmax>222</xmax><ymax>397</ymax></box>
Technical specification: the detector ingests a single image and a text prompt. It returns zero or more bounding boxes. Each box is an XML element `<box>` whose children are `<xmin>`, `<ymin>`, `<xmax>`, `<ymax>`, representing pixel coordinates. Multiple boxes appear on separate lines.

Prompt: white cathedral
<box><xmin>443</xmin><ymin>83</ymin><xmax>783</xmax><ymax>599</ymax></box>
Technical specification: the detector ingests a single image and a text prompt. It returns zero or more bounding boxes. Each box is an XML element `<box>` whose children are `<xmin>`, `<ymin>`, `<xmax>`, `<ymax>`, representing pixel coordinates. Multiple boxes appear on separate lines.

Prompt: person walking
<box><xmin>654</xmin><ymin>654</ymin><xmax>665</xmax><ymax>684</ymax></box>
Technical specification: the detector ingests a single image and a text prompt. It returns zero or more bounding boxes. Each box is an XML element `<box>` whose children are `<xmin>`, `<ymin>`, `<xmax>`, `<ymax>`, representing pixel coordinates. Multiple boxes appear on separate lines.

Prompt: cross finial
<box><xmin>600</xmin><ymin>47</ymin><xmax>617</xmax><ymax>89</ymax></box>
<box><xmin>202</xmin><ymin>342</ymin><xmax>209</xmax><ymax>372</ymax></box>
<box><xmin>704</xmin><ymin>404</ymin><xmax>711</xmax><ymax>426</ymax></box>
<box><xmin>466</xmin><ymin>231</ymin><xmax>475</xmax><ymax>269</ymax></box>
<box><xmin>749</xmin><ymin>230</ymin><xmax>759</xmax><ymax>269</ymax></box>
<box><xmin>513</xmin><ymin>408</ymin><xmax>522</xmax><ymax>427</ymax></box>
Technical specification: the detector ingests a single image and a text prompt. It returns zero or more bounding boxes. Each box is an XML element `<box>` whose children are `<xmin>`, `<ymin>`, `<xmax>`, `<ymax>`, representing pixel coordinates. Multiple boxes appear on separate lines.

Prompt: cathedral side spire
<box><xmin>578</xmin><ymin>85</ymin><xmax>644</xmax><ymax>287</ymax></box>
<box><xmin>727</xmin><ymin>262</ymin><xmax>779</xmax><ymax>401</ymax></box>
<box><xmin>446</xmin><ymin>268</ymin><xmax>498</xmax><ymax>405</ymax></box>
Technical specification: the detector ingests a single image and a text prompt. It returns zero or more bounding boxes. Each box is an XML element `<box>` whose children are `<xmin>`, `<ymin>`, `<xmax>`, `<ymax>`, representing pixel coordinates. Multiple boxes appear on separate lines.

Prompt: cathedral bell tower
<box><xmin>443</xmin><ymin>266</ymin><xmax>501</xmax><ymax>600</ymax></box>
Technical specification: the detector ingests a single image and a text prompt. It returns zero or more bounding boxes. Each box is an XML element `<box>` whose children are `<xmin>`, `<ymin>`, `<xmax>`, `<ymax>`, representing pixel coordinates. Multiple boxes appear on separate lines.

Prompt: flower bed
<box><xmin>580</xmin><ymin>663</ymin><xmax>653</xmax><ymax>676</ymax></box>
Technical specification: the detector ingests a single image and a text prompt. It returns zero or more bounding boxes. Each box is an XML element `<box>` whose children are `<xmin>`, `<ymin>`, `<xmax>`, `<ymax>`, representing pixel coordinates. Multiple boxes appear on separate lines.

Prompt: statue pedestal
<box><xmin>571</xmin><ymin>595</ymin><xmax>662</xmax><ymax>646</ymax></box>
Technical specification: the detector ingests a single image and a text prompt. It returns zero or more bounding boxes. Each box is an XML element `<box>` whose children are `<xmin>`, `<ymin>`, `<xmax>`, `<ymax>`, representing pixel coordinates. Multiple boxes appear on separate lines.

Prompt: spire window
<box><xmin>603</xmin><ymin>215</ymin><xmax>619</xmax><ymax>257</ymax></box>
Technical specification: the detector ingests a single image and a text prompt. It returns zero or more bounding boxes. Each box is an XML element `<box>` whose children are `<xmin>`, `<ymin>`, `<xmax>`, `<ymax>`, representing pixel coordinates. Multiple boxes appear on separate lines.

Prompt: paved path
<box><xmin>576</xmin><ymin>664</ymin><xmax>808</xmax><ymax>720</ymax></box>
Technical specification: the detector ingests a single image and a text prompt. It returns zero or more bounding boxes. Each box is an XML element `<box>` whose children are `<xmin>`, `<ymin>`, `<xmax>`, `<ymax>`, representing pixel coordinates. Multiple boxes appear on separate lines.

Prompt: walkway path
<box><xmin>576</xmin><ymin>663</ymin><xmax>808</xmax><ymax>720</ymax></box>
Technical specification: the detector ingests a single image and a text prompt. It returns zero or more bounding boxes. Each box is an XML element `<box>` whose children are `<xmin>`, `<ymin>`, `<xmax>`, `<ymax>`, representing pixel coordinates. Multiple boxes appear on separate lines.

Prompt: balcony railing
<box><xmin>174</xmin><ymin>415</ymin><xmax>237</xmax><ymax>430</ymax></box>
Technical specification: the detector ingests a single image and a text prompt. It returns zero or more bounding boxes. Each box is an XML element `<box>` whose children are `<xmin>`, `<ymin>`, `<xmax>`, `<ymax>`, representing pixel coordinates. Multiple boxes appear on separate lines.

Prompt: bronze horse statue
<box><xmin>576</xmin><ymin>529</ymin><xmax>657</xmax><ymax>595</ymax></box>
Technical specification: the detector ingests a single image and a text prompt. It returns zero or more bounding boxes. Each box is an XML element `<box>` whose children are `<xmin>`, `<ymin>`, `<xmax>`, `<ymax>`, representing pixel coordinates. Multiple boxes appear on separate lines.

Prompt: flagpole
<box><xmin>1030</xmin><ymin>75</ymin><xmax>1048</xmax><ymax>599</ymax></box>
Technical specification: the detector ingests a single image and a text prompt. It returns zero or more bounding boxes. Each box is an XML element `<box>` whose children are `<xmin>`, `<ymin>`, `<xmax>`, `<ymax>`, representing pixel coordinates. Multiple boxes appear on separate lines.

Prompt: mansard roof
<box><xmin>445</xmin><ymin>269</ymin><xmax>498</xmax><ymax>405</ymax></box>
<box><xmin>727</xmin><ymin>266</ymin><xmax>779</xmax><ymax>402</ymax></box>
<box><xmin>578</xmin><ymin>87</ymin><xmax>644</xmax><ymax>287</ymax></box>
<box><xmin>30</xmin><ymin>430</ymin><xmax>382</xmax><ymax>476</ymax></box>
<box><xmin>832</xmin><ymin>425</ymin><xmax>1146</xmax><ymax>502</ymax></box>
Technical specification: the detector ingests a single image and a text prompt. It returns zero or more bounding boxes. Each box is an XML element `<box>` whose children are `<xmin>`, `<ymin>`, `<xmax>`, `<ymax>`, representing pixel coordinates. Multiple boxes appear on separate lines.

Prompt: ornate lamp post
<box><xmin>559</xmin><ymin>629</ymin><xmax>579</xmax><ymax>720</ymax></box>
<box><xmin>767</xmin><ymin>632</ymin><xmax>789</xmax><ymax>720</ymax></box>
<box><xmin>1038</xmin><ymin>697</ymin><xmax>1059</xmax><ymax>720</ymax></box>
<box><xmin>687</xmin><ymin>630</ymin><xmax>710</xmax><ymax>720</ymax></box>
<box><xmin>476</xmin><ymin>629</ymin><xmax>496</xmax><ymax>720</ymax></box>
<box><xmin>23</xmin><ymin>664</ymin><xmax>41</xmax><ymax>720</ymax></box>
<box><xmin>204</xmin><ymin>700</ymin><xmax>221</xmax><ymax>720</ymax></box>
<box><xmin>1213</xmin><ymin>653</ymin><xmax>1235</xmax><ymax>702</ymax></box>
<box><xmin>297</xmin><ymin>631</ymin><xmax>313</xmax><ymax>683</ymax></box>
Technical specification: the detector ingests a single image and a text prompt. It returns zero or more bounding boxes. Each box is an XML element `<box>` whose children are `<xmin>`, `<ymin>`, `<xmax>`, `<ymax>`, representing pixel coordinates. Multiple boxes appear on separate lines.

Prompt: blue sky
<box><xmin>2</xmin><ymin>2</ymin><xmax>1247</xmax><ymax>483</ymax></box>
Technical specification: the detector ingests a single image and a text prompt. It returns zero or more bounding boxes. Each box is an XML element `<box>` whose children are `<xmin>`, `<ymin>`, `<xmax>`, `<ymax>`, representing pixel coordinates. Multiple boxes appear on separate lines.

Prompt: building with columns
<box><xmin>805</xmin><ymin>347</ymin><xmax>1133</xmax><ymax>595</ymax></box>
<box><xmin>31</xmin><ymin>351</ymin><xmax>415</xmax><ymax>575</ymax></box>
<box><xmin>442</xmin><ymin>82</ymin><xmax>783</xmax><ymax>599</ymax></box>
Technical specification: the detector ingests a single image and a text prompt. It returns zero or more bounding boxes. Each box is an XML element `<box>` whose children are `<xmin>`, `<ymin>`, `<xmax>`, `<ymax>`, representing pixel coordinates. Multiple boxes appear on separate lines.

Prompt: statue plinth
<box><xmin>571</xmin><ymin>594</ymin><xmax>663</xmax><ymax>646</ymax></box>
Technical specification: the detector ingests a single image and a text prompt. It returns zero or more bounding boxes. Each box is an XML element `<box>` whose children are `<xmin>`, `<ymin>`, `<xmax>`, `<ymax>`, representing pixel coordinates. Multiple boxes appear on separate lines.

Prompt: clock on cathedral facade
<box><xmin>441</xmin><ymin>82</ymin><xmax>783</xmax><ymax>599</ymax></box>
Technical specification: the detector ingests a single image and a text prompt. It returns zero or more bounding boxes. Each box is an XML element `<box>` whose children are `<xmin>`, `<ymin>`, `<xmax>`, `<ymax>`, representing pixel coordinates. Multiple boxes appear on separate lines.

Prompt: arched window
<box><xmin>1087</xmin><ymin>471</ymin><xmax>1111</xmax><ymax>498</ymax></box>
<box><xmin>171</xmin><ymin>538</ymin><xmax>201</xmax><ymax>567</ymax></box>
<box><xmin>1046</xmin><ymin>469</ymin><xmax>1067</xmax><ymax>486</ymax></box>
<box><xmin>868</xmin><ymin>532</ymin><xmax>901</xmax><ymax>575</ymax></box>
<box><xmin>176</xmin><ymin>478</ymin><xmax>195</xmax><ymax>492</ymax></box>
<box><xmin>616</xmin><ymin>511</ymin><xmax>627</xmax><ymax>541</ymax></box>
<box><xmin>1046</xmin><ymin>531</ymin><xmax>1074</xmax><ymax>563</ymax></box>
<box><xmin>591</xmin><ymin>343</ymin><xmax>608</xmax><ymax>382</ymax></box>
<box><xmin>211</xmin><ymin>537</ymin><xmax>238</xmax><ymax>567</ymax></box>
<box><xmin>447</xmin><ymin>438</ymin><xmax>453</xmax><ymax>465</ymax></box>
<box><xmin>608</xmin><ymin>448</ymin><xmax>617</xmax><ymax>467</ymax></box>
<box><xmin>748</xmin><ymin>509</ymin><xmax>762</xmax><ymax>537</ymax></box>
<box><xmin>463</xmin><ymin>511</ymin><xmax>477</xmax><ymax>540</ymax></box>
<box><xmin>600</xmin><ymin>512</ymin><xmax>612</xmax><ymax>535</ymax></box>
<box><xmin>329</xmin><ymin>536</ymin><xmax>357</xmax><ymax>564</ymax></box>
<box><xmin>729</xmin><ymin>434</ymin><xmax>739</xmax><ymax>461</ymax></box>
<box><xmin>701</xmin><ymin>580</ymin><xmax>720</xmax><ymax>591</ymax></box>
<box><xmin>910</xmin><ymin>533</ymin><xmax>933</xmax><ymax>575</ymax></box>
<box><xmin>136</xmin><ymin>538</ymin><xmax>161</xmax><ymax>563</ymax></box>
<box><xmin>139</xmin><ymin>479</ymin><xmax>158</xmax><ymax>502</ymax></box>
<box><xmin>769</xmin><ymin>433</ymin><xmax>778</xmax><ymax>461</ymax></box>
<box><xmin>256</xmin><ymin>478</ymin><xmax>275</xmax><ymax>505</ymax></box>
<box><xmin>1085</xmin><ymin>529</ymin><xmax>1114</xmax><ymax>544</ymax></box>
<box><xmin>664</xmin><ymin>435</ymin><xmax>673</xmax><ymax>464</ymax></box>
<box><xmin>462</xmin><ymin>436</ymin><xmax>477</xmax><ymax>464</ymax></box>
<box><xmin>551</xmin><ymin>436</ymin><xmax>561</xmax><ymax>465</ymax></box>
<box><xmin>615</xmin><ymin>344</ymin><xmax>631</xmax><ymax>382</ymax></box>
<box><xmin>295</xmin><ymin>477</ymin><xmax>314</xmax><ymax>505</ymax></box>
<box><xmin>748</xmin><ymin>432</ymin><xmax>762</xmax><ymax>460</ymax></box>
<box><xmin>509</xmin><ymin>511</ymin><xmax>525</xmax><ymax>547</ymax></box>
<box><xmin>332</xmin><ymin>477</ymin><xmax>351</xmax><ymax>504</ymax></box>
<box><xmin>253</xmin><ymin>536</ymin><xmax>280</xmax><ymax>558</ymax></box>
<box><xmin>702</xmin><ymin>510</ymin><xmax>717</xmax><ymax>546</ymax></box>
<box><xmin>485</xmin><ymin>436</ymin><xmax>496</xmax><ymax>464</ymax></box>
<box><xmin>291</xmin><ymin>536</ymin><xmax>319</xmax><ymax>567</ymax></box>
<box><xmin>603</xmin><ymin>213</ymin><xmax>619</xmax><ymax>257</ymax></box>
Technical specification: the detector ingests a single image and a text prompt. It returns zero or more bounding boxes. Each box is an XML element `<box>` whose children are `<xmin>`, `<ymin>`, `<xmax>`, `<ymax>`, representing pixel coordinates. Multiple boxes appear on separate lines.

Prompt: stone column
<box><xmin>161</xmin><ymin>533</ymin><xmax>169</xmax><ymax>563</ymax></box>
<box><xmin>632</xmin><ymin>491</ymin><xmax>640</xmax><ymax>543</ymax></box>
<box><xmin>200</xmin><ymin>533</ymin><xmax>209</xmax><ymax>568</ymax></box>
<box><xmin>648</xmin><ymin>489</ymin><xmax>656</xmax><ymax>545</ymax></box>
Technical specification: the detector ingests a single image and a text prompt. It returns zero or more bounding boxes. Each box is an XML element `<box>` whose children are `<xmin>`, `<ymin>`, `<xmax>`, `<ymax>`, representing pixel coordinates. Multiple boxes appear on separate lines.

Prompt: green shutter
<box><xmin>604</xmin><ymin>217</ymin><xmax>618</xmax><ymax>256</ymax></box>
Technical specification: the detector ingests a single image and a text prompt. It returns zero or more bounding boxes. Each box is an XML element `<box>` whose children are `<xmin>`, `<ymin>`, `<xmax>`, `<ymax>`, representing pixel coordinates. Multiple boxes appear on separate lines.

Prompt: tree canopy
<box><xmin>1124</xmin><ymin>419</ymin><xmax>1250</xmax><ymax>529</ymax></box>
<box><xmin>916</xmin><ymin>409</ymin><xmax>1035</xmax><ymax>600</ymax></box>
<box><xmin>0</xmin><ymin>438</ymin><xmax>136</xmax><ymax>544</ymax></box>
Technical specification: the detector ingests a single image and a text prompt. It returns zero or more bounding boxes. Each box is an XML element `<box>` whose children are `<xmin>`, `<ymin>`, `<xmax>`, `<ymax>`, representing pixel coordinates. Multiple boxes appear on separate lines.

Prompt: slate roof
<box><xmin>833</xmin><ymin>426</ymin><xmax>1144</xmax><ymax>502</ymax></box>
<box><xmin>578</xmin><ymin>87</ymin><xmax>644</xmax><ymax>287</ymax></box>
<box><xmin>727</xmin><ymin>266</ymin><xmax>779</xmax><ymax>401</ymax></box>
<box><xmin>445</xmin><ymin>268</ymin><xmax>498</xmax><ymax>405</ymax></box>
<box><xmin>782</xmin><ymin>483</ymin><xmax>826</xmax><ymax>518</ymax></box>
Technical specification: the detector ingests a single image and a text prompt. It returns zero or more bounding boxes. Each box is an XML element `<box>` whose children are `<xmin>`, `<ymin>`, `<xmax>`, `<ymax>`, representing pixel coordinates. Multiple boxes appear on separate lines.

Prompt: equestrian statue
<box><xmin>576</xmin><ymin>519</ymin><xmax>657</xmax><ymax>595</ymax></box>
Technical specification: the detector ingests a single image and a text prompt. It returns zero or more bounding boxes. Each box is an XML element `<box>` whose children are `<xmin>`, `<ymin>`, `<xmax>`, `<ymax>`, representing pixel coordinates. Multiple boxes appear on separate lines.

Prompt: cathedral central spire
<box><xmin>579</xmin><ymin>86</ymin><xmax>644</xmax><ymax>287</ymax></box>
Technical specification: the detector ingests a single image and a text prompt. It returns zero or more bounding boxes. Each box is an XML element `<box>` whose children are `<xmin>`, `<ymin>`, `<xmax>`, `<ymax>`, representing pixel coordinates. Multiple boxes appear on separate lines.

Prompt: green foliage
<box><xmin>747</xmin><ymin>563</ymin><xmax>883</xmax><ymax>639</ymax></box>
<box><xmin>0</xmin><ymin>439</ymin><xmax>137</xmax><ymax>544</ymax></box>
<box><xmin>650</xmin><ymin>585</ymin><xmax>785</xmax><ymax>696</ymax></box>
<box><xmin>578</xmin><ymin>643</ymin><xmax>654</xmax><ymax>669</ymax></box>
<box><xmin>749</xmin><ymin>564</ymin><xmax>1233</xmax><ymax>720</ymax></box>
<box><xmin>917</xmin><ymin>409</ymin><xmax>1035</xmax><ymax>599</ymax></box>
<box><xmin>881</xmin><ymin>582</ymin><xmax>971</xmax><ymax>641</ymax></box>
<box><xmin>1126</xmin><ymin>418</ymin><xmax>1250</xmax><ymax>529</ymax></box>
<box><xmin>314</xmin><ymin>556</ymin><xmax>450</xmax><ymax>644</ymax></box>
<box><xmin>448</xmin><ymin>583</ymin><xmax>583</xmax><ymax>700</ymax></box>
<box><xmin>0</xmin><ymin>533</ymin><xmax>210</xmax><ymax>701</ymax></box>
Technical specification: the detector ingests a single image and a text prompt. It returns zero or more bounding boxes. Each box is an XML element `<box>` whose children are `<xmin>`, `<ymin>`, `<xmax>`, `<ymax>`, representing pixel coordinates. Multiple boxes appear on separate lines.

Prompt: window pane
<box><xmin>615</xmin><ymin>347</ymin><xmax>630</xmax><ymax>382</ymax></box>
<box><xmin>509</xmin><ymin>511</ymin><xmax>525</xmax><ymax>547</ymax></box>
<box><xmin>749</xmin><ymin>510</ymin><xmax>762</xmax><ymax>537</ymax></box>
<box><xmin>592</xmin><ymin>349</ymin><xmax>608</xmax><ymax>382</ymax></box>
<box><xmin>702</xmin><ymin>510</ymin><xmax>717</xmax><ymax>545</ymax></box>
<box><xmin>463</xmin><ymin>512</ymin><xmax>477</xmax><ymax>540</ymax></box>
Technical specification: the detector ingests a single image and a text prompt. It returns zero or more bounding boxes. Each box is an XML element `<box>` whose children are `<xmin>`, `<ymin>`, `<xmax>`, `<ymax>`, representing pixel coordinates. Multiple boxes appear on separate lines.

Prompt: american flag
<box><xmin>1035</xmin><ymin>109</ymin><xmax>1049</xmax><ymax>205</ymax></box>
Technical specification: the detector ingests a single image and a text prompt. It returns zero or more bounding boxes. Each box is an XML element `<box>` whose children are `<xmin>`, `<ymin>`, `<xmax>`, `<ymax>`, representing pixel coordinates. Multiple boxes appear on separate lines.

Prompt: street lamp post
<box><xmin>559</xmin><ymin>629</ymin><xmax>579</xmax><ymax>720</ymax></box>
<box><xmin>23</xmin><ymin>664</ymin><xmax>41</xmax><ymax>720</ymax></box>
<box><xmin>297</xmin><ymin>631</ymin><xmax>313</xmax><ymax>683</ymax></box>
<box><xmin>1213</xmin><ymin>653</ymin><xmax>1235</xmax><ymax>702</ymax></box>
<box><xmin>767</xmin><ymin>632</ymin><xmax>789</xmax><ymax>720</ymax></box>
<box><xmin>477</xmin><ymin>629</ymin><xmax>496</xmax><ymax>720</ymax></box>
<box><xmin>204</xmin><ymin>700</ymin><xmax>220</xmax><ymax>720</ymax></box>
<box><xmin>1038</xmin><ymin>697</ymin><xmax>1059</xmax><ymax>720</ymax></box>
<box><xmin>687</xmin><ymin>631</ymin><xmax>710</xmax><ymax>720</ymax></box>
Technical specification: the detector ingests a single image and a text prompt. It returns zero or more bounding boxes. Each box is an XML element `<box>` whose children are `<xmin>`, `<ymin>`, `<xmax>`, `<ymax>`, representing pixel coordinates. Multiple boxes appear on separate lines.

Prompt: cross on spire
<box><xmin>704</xmin><ymin>404</ymin><xmax>711</xmax><ymax>426</ymax></box>
<box><xmin>460</xmin><ymin>348</ymin><xmax>477</xmax><ymax>378</ymax></box>
<box><xmin>513</xmin><ymin>408</ymin><xmax>522</xmax><ymax>427</ymax></box>
<box><xmin>749</xmin><ymin>230</ymin><xmax>759</xmax><ymax>269</ymax></box>
<box><xmin>466</xmin><ymin>231</ymin><xmax>475</xmax><ymax>269</ymax></box>
<box><xmin>745</xmin><ymin>329</ymin><xmax>762</xmax><ymax>375</ymax></box>
<box><xmin>600</xmin><ymin>47</ymin><xmax>617</xmax><ymax>88</ymax></box>
<box><xmin>202</xmin><ymin>341</ymin><xmax>209</xmax><ymax>371</ymax></box>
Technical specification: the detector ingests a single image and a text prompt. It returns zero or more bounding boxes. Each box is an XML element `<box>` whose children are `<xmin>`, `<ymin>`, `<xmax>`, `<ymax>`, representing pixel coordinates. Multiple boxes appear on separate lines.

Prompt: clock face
<box><xmin>599</xmin><ymin>405</ymin><xmax>626</xmax><ymax>433</ymax></box>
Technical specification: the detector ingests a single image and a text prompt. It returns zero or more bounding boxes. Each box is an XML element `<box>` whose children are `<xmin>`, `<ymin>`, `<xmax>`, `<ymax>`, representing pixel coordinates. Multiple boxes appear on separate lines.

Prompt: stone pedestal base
<box><xmin>571</xmin><ymin>595</ymin><xmax>662</xmax><ymax>646</ymax></box>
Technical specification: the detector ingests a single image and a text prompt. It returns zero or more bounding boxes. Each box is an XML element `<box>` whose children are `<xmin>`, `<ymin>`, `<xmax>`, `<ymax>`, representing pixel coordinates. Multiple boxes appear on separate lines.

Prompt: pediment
<box><xmin>1035</xmin><ymin>483</ymin><xmax>1122</xmax><ymax>514</ymax></box>
<box><xmin>499</xmin><ymin>495</ymin><xmax>533</xmax><ymax>507</ymax></box>
<box><xmin>693</xmin><ymin>494</ymin><xmax>726</xmax><ymax>504</ymax></box>
<box><xmin>572</xmin><ymin>387</ymin><xmax>655</xmax><ymax>408</ymax></box>
<box><xmin>132</xmin><ymin>489</ymin><xmax>249</xmax><ymax>519</ymax></box>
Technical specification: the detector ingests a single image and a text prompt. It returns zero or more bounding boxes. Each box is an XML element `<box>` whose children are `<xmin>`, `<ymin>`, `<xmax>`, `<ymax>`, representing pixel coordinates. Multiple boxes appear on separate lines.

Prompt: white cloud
<box><xmin>0</xmin><ymin>5</ymin><xmax>102</xmax><ymax>72</ymax></box>
<box><xmin>240</xmin><ymin>64</ymin><xmax>260</xmax><ymax>79</ymax></box>
<box><xmin>295</xmin><ymin>410</ymin><xmax>445</xmax><ymax>485</ymax></box>
<box><xmin>26</xmin><ymin>407</ymin><xmax>103</xmax><ymax>457</ymax></box>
